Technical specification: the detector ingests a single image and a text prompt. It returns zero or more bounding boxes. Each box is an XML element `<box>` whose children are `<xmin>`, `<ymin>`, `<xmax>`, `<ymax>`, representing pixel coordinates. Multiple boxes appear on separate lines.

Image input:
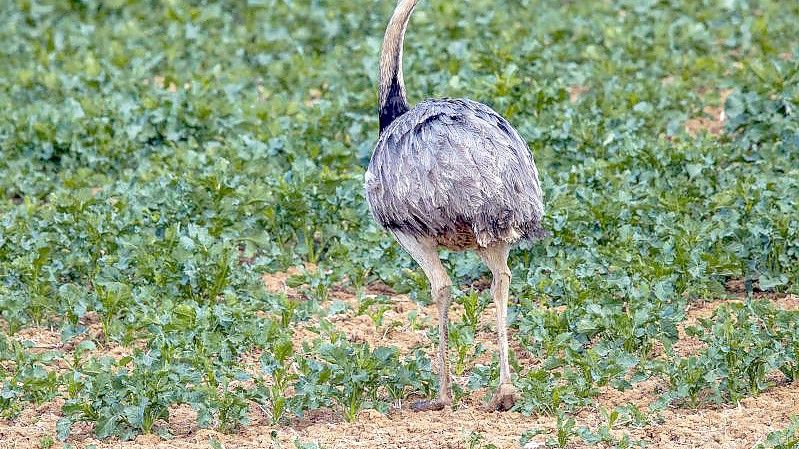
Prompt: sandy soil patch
<box><xmin>684</xmin><ymin>88</ymin><xmax>733</xmax><ymax>136</ymax></box>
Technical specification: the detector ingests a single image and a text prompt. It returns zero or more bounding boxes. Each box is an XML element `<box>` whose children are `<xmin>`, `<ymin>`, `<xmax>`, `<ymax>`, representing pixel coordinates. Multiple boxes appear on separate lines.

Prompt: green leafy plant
<box><xmin>255</xmin><ymin>336</ymin><xmax>296</xmax><ymax>424</ymax></box>
<box><xmin>756</xmin><ymin>416</ymin><xmax>799</xmax><ymax>449</ymax></box>
<box><xmin>550</xmin><ymin>412</ymin><xmax>577</xmax><ymax>448</ymax></box>
<box><xmin>316</xmin><ymin>340</ymin><xmax>398</xmax><ymax>422</ymax></box>
<box><xmin>660</xmin><ymin>300</ymin><xmax>799</xmax><ymax>406</ymax></box>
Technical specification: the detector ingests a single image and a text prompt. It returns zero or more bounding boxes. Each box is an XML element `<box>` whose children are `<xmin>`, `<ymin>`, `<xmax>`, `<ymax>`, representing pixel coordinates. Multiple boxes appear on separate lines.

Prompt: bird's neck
<box><xmin>378</xmin><ymin>0</ymin><xmax>417</xmax><ymax>134</ymax></box>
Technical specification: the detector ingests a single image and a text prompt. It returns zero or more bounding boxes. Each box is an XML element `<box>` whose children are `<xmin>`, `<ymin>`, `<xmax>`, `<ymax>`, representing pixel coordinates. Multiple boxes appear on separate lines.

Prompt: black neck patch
<box><xmin>379</xmin><ymin>77</ymin><xmax>409</xmax><ymax>134</ymax></box>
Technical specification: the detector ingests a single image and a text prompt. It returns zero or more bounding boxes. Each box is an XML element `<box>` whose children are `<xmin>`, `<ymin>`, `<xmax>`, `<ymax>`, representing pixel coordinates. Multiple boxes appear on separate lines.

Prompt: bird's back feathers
<box><xmin>365</xmin><ymin>98</ymin><xmax>547</xmax><ymax>249</ymax></box>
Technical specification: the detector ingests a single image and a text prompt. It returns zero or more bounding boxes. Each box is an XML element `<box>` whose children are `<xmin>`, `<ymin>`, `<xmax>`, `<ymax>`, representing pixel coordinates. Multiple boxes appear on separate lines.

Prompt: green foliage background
<box><xmin>0</xmin><ymin>0</ymin><xmax>798</xmax><ymax>443</ymax></box>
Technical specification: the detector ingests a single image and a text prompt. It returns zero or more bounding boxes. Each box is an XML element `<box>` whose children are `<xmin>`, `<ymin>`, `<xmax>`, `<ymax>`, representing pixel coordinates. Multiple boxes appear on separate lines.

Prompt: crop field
<box><xmin>1</xmin><ymin>0</ymin><xmax>799</xmax><ymax>448</ymax></box>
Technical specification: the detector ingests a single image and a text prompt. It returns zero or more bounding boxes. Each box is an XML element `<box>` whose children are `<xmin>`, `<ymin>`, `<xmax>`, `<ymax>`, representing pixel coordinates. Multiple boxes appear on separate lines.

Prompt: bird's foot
<box><xmin>410</xmin><ymin>397</ymin><xmax>451</xmax><ymax>412</ymax></box>
<box><xmin>487</xmin><ymin>383</ymin><xmax>518</xmax><ymax>412</ymax></box>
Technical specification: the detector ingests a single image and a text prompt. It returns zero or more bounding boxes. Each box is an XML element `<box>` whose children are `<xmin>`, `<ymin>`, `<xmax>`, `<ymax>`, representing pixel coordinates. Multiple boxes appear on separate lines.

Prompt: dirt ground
<box><xmin>2</xmin><ymin>274</ymin><xmax>798</xmax><ymax>449</ymax></box>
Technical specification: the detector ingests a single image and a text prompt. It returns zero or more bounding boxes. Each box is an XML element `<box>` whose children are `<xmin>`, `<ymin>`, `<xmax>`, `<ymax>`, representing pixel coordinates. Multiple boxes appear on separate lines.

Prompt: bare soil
<box><xmin>2</xmin><ymin>274</ymin><xmax>798</xmax><ymax>449</ymax></box>
<box><xmin>684</xmin><ymin>88</ymin><xmax>733</xmax><ymax>137</ymax></box>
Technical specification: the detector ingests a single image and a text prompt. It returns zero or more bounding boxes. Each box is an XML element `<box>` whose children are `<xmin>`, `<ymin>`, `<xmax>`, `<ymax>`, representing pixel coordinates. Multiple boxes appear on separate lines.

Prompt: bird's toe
<box><xmin>411</xmin><ymin>398</ymin><xmax>450</xmax><ymax>412</ymax></box>
<box><xmin>487</xmin><ymin>383</ymin><xmax>518</xmax><ymax>412</ymax></box>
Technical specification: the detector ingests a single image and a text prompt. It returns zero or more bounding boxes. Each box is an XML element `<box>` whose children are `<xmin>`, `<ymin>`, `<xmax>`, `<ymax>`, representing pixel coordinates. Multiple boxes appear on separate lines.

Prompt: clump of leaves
<box><xmin>58</xmin><ymin>352</ymin><xmax>187</xmax><ymax>440</ymax></box>
<box><xmin>0</xmin><ymin>335</ymin><xmax>60</xmax><ymax>418</ymax></box>
<box><xmin>756</xmin><ymin>416</ymin><xmax>799</xmax><ymax>449</ymax></box>
<box><xmin>255</xmin><ymin>336</ymin><xmax>296</xmax><ymax>424</ymax></box>
<box><xmin>576</xmin><ymin>407</ymin><xmax>645</xmax><ymax>448</ymax></box>
<box><xmin>356</xmin><ymin>295</ymin><xmax>392</xmax><ymax>328</ymax></box>
<box><xmin>551</xmin><ymin>412</ymin><xmax>577</xmax><ymax>448</ymax></box>
<box><xmin>660</xmin><ymin>300</ymin><xmax>799</xmax><ymax>406</ymax></box>
<box><xmin>466</xmin><ymin>431</ymin><xmax>498</xmax><ymax>449</ymax></box>
<box><xmin>314</xmin><ymin>339</ymin><xmax>400</xmax><ymax>422</ymax></box>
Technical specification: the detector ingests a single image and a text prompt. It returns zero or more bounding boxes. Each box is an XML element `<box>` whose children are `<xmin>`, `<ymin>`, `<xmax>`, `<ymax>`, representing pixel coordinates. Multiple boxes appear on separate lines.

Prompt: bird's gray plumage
<box><xmin>365</xmin><ymin>97</ymin><xmax>546</xmax><ymax>250</ymax></box>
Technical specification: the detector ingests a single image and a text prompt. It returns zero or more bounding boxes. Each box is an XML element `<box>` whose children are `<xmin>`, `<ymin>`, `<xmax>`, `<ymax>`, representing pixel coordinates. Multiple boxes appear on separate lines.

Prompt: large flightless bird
<box><xmin>365</xmin><ymin>0</ymin><xmax>546</xmax><ymax>411</ymax></box>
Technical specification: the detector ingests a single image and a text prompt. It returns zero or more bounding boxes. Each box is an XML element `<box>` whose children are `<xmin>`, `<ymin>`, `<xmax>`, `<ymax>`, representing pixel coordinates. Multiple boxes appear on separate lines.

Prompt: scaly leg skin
<box><xmin>411</xmin><ymin>282</ymin><xmax>452</xmax><ymax>411</ymax></box>
<box><xmin>393</xmin><ymin>232</ymin><xmax>453</xmax><ymax>412</ymax></box>
<box><xmin>479</xmin><ymin>243</ymin><xmax>519</xmax><ymax>412</ymax></box>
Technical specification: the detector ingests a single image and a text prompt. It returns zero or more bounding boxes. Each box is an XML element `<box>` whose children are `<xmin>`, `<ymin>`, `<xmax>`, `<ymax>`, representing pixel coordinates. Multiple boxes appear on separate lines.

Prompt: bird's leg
<box><xmin>392</xmin><ymin>232</ymin><xmax>452</xmax><ymax>411</ymax></box>
<box><xmin>492</xmin><ymin>268</ymin><xmax>512</xmax><ymax>385</ymax></box>
<box><xmin>431</xmin><ymin>274</ymin><xmax>453</xmax><ymax>409</ymax></box>
<box><xmin>478</xmin><ymin>243</ymin><xmax>518</xmax><ymax>412</ymax></box>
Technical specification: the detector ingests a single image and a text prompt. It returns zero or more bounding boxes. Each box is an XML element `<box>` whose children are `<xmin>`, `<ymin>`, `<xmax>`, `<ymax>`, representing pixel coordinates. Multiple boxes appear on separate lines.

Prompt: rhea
<box><xmin>365</xmin><ymin>0</ymin><xmax>546</xmax><ymax>411</ymax></box>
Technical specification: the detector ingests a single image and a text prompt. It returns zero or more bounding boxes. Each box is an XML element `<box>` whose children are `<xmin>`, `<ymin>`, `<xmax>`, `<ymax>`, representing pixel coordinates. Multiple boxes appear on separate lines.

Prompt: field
<box><xmin>1</xmin><ymin>0</ymin><xmax>799</xmax><ymax>447</ymax></box>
